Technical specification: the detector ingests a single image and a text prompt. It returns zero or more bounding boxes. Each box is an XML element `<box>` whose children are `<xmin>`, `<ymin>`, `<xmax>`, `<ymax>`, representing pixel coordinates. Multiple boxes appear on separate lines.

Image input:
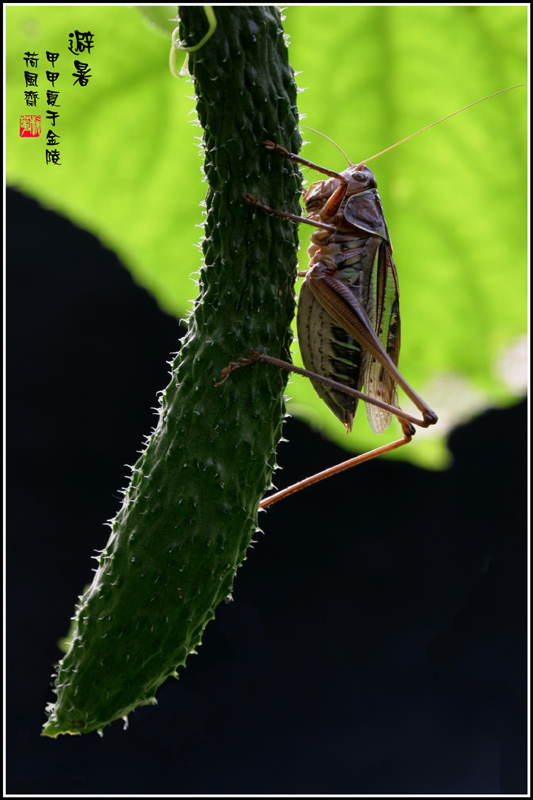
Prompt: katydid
<box><xmin>218</xmin><ymin>88</ymin><xmax>521</xmax><ymax>508</ymax></box>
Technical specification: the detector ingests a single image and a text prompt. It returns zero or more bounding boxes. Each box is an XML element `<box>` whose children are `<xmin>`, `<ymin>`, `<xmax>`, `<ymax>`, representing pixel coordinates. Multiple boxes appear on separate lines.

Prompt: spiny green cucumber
<box><xmin>42</xmin><ymin>6</ymin><xmax>302</xmax><ymax>737</ymax></box>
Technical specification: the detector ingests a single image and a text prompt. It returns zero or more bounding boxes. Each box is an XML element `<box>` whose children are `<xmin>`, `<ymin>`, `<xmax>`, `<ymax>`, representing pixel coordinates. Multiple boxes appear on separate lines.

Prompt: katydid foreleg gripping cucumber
<box><xmin>42</xmin><ymin>7</ymin><xmax>302</xmax><ymax>737</ymax></box>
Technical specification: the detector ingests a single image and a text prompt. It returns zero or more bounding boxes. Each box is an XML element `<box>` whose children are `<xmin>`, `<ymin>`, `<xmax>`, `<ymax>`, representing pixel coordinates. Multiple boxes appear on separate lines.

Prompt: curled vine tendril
<box><xmin>170</xmin><ymin>6</ymin><xmax>217</xmax><ymax>79</ymax></box>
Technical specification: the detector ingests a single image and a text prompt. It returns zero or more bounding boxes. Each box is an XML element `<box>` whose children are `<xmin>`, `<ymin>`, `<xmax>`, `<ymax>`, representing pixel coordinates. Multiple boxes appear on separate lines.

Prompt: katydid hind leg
<box><xmin>218</xmin><ymin>350</ymin><xmax>432</xmax><ymax>430</ymax></box>
<box><xmin>260</xmin><ymin>427</ymin><xmax>414</xmax><ymax>509</ymax></box>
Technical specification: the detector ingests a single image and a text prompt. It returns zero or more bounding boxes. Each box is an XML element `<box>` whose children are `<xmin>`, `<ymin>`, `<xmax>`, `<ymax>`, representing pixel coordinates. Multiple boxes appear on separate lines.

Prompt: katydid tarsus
<box><xmin>218</xmin><ymin>87</ymin><xmax>521</xmax><ymax>509</ymax></box>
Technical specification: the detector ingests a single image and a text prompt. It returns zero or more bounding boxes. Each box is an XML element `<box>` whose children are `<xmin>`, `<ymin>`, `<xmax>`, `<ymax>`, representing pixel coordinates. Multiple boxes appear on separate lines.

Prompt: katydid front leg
<box><xmin>261</xmin><ymin>140</ymin><xmax>347</xmax><ymax>181</ymax></box>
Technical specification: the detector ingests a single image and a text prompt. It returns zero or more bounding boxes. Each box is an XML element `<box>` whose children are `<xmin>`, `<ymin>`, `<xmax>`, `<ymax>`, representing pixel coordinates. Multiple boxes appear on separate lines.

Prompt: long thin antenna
<box><xmin>300</xmin><ymin>125</ymin><xmax>353</xmax><ymax>166</ymax></box>
<box><xmin>356</xmin><ymin>85</ymin><xmax>523</xmax><ymax>168</ymax></box>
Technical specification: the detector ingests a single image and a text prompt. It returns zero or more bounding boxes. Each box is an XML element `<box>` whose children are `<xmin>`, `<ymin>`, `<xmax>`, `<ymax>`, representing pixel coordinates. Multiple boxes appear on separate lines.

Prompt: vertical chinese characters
<box><xmin>20</xmin><ymin>51</ymin><xmax>41</xmax><ymax>138</ymax></box>
<box><xmin>45</xmin><ymin>51</ymin><xmax>61</xmax><ymax>163</ymax></box>
<box><xmin>69</xmin><ymin>29</ymin><xmax>94</xmax><ymax>88</ymax></box>
<box><xmin>19</xmin><ymin>29</ymin><xmax>95</xmax><ymax>164</ymax></box>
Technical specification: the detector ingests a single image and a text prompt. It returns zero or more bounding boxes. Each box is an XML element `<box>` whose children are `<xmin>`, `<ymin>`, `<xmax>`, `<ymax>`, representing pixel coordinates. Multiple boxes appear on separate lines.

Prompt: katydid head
<box><xmin>343</xmin><ymin>164</ymin><xmax>378</xmax><ymax>193</ymax></box>
<box><xmin>302</xmin><ymin>164</ymin><xmax>377</xmax><ymax>214</ymax></box>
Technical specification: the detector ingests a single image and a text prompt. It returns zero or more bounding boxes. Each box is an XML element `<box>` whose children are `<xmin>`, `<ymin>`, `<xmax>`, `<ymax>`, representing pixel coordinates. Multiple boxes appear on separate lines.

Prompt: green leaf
<box><xmin>6</xmin><ymin>6</ymin><xmax>527</xmax><ymax>468</ymax></box>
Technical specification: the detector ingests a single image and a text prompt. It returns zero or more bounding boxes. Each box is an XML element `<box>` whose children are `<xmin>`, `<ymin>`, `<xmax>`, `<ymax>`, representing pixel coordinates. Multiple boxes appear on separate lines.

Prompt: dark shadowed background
<box><xmin>7</xmin><ymin>188</ymin><xmax>527</xmax><ymax>794</ymax></box>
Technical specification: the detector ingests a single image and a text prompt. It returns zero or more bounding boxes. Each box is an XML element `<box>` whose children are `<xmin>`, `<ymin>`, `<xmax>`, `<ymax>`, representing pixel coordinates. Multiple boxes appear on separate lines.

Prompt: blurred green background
<box><xmin>6</xmin><ymin>5</ymin><xmax>527</xmax><ymax>468</ymax></box>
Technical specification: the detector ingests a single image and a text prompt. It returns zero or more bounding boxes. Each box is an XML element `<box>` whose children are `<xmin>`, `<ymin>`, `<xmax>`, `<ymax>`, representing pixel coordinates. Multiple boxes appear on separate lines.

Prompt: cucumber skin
<box><xmin>42</xmin><ymin>7</ymin><xmax>301</xmax><ymax>737</ymax></box>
